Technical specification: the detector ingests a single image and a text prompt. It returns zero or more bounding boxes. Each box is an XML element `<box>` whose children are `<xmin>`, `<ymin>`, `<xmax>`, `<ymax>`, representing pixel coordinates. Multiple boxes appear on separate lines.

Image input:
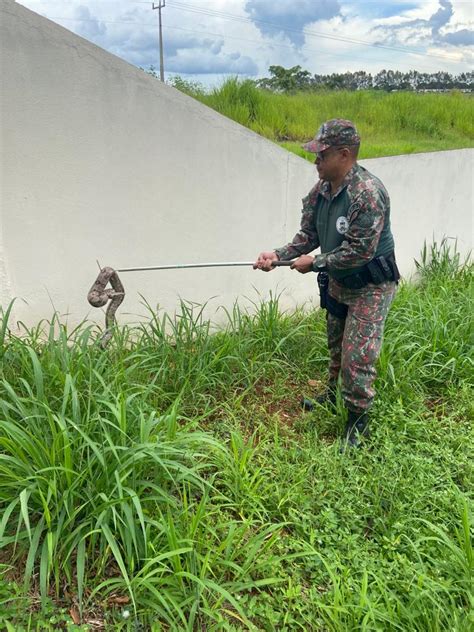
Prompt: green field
<box><xmin>182</xmin><ymin>79</ymin><xmax>474</xmax><ymax>159</ymax></box>
<box><xmin>0</xmin><ymin>242</ymin><xmax>472</xmax><ymax>630</ymax></box>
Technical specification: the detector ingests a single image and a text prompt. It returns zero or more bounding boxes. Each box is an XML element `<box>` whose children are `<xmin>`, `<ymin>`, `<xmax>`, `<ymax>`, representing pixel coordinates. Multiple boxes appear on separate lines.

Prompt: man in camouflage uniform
<box><xmin>254</xmin><ymin>119</ymin><xmax>399</xmax><ymax>448</ymax></box>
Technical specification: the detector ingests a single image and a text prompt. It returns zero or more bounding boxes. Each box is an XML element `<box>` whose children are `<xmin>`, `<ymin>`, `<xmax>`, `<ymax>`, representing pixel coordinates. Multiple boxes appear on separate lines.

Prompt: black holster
<box><xmin>317</xmin><ymin>272</ymin><xmax>348</xmax><ymax>319</ymax></box>
<box><xmin>339</xmin><ymin>252</ymin><xmax>400</xmax><ymax>289</ymax></box>
<box><xmin>317</xmin><ymin>271</ymin><xmax>329</xmax><ymax>310</ymax></box>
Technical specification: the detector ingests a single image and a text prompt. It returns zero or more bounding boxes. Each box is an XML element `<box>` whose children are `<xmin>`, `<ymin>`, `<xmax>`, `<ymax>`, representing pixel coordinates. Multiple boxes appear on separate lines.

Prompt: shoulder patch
<box><xmin>348</xmin><ymin>201</ymin><xmax>361</xmax><ymax>220</ymax></box>
<box><xmin>356</xmin><ymin>212</ymin><xmax>375</xmax><ymax>228</ymax></box>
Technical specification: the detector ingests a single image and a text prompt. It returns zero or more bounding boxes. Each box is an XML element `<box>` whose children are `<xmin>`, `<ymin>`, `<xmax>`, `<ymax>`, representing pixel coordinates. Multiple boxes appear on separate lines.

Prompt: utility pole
<box><xmin>152</xmin><ymin>1</ymin><xmax>165</xmax><ymax>81</ymax></box>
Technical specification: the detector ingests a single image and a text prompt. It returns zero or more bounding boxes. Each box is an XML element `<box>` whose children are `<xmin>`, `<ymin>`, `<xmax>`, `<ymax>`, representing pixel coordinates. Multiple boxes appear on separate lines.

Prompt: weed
<box><xmin>184</xmin><ymin>79</ymin><xmax>474</xmax><ymax>159</ymax></box>
<box><xmin>0</xmin><ymin>244</ymin><xmax>472</xmax><ymax>629</ymax></box>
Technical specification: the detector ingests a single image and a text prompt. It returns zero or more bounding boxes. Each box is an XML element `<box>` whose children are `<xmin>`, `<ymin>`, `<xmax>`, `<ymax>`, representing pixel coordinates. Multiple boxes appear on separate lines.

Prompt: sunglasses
<box><xmin>315</xmin><ymin>146</ymin><xmax>348</xmax><ymax>161</ymax></box>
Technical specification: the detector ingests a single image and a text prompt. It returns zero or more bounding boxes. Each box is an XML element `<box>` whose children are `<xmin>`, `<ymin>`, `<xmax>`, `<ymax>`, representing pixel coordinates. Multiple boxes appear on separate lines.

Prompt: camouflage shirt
<box><xmin>274</xmin><ymin>164</ymin><xmax>395</xmax><ymax>279</ymax></box>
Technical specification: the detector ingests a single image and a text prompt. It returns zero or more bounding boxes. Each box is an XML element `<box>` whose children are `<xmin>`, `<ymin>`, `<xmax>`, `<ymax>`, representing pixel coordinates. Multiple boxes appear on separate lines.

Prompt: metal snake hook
<box><xmin>87</xmin><ymin>267</ymin><xmax>125</xmax><ymax>348</ymax></box>
<box><xmin>87</xmin><ymin>259</ymin><xmax>293</xmax><ymax>348</ymax></box>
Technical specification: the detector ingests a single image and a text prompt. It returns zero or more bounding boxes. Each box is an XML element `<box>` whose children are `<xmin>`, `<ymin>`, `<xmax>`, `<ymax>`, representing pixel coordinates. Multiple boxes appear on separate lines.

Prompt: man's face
<box><xmin>314</xmin><ymin>146</ymin><xmax>347</xmax><ymax>182</ymax></box>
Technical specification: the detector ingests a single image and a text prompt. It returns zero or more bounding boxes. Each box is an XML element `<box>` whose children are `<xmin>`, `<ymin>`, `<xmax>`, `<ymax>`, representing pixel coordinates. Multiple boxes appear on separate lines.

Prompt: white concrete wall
<box><xmin>363</xmin><ymin>150</ymin><xmax>473</xmax><ymax>276</ymax></box>
<box><xmin>1</xmin><ymin>1</ymin><xmax>472</xmax><ymax>331</ymax></box>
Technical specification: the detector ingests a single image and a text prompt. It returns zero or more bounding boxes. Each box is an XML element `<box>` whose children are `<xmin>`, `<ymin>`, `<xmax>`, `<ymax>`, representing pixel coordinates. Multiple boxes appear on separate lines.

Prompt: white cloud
<box><xmin>17</xmin><ymin>0</ymin><xmax>473</xmax><ymax>85</ymax></box>
<box><xmin>245</xmin><ymin>0</ymin><xmax>341</xmax><ymax>46</ymax></box>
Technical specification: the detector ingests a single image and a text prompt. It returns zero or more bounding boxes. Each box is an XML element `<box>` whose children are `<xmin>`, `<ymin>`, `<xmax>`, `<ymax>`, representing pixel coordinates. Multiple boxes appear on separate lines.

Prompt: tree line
<box><xmin>256</xmin><ymin>65</ymin><xmax>473</xmax><ymax>93</ymax></box>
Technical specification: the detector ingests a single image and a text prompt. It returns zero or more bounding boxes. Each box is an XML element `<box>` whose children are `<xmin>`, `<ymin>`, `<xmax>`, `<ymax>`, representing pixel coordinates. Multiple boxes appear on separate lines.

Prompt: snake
<box><xmin>87</xmin><ymin>267</ymin><xmax>125</xmax><ymax>348</ymax></box>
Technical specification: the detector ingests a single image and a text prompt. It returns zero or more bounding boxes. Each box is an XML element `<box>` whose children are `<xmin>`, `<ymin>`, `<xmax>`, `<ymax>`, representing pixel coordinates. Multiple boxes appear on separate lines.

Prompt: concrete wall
<box><xmin>1</xmin><ymin>1</ymin><xmax>472</xmax><ymax>331</ymax></box>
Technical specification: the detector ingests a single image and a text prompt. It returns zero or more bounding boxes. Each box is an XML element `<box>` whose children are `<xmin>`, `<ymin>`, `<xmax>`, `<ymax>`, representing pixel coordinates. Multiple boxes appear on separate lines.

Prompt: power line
<box><xmin>39</xmin><ymin>14</ymin><xmax>467</xmax><ymax>74</ymax></box>
<box><xmin>22</xmin><ymin>0</ymin><xmax>464</xmax><ymax>62</ymax></box>
<box><xmin>166</xmin><ymin>0</ymin><xmax>462</xmax><ymax>62</ymax></box>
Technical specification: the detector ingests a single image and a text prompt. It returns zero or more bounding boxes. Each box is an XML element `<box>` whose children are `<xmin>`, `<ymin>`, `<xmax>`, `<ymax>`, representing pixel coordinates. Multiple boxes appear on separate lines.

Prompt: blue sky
<box><xmin>18</xmin><ymin>1</ymin><xmax>473</xmax><ymax>86</ymax></box>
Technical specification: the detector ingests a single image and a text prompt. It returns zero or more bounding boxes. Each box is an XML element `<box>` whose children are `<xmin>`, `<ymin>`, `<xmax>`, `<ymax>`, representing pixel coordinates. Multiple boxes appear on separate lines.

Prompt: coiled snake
<box><xmin>87</xmin><ymin>267</ymin><xmax>125</xmax><ymax>348</ymax></box>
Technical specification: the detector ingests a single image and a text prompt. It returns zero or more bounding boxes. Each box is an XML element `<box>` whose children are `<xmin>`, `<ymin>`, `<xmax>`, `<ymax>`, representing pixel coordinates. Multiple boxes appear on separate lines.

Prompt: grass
<box><xmin>0</xmin><ymin>240</ymin><xmax>473</xmax><ymax>630</ymax></box>
<box><xmin>185</xmin><ymin>78</ymin><xmax>474</xmax><ymax>160</ymax></box>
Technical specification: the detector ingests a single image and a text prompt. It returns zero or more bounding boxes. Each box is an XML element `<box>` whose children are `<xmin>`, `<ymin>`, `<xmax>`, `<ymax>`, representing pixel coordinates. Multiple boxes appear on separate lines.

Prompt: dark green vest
<box><xmin>314</xmin><ymin>174</ymin><xmax>394</xmax><ymax>281</ymax></box>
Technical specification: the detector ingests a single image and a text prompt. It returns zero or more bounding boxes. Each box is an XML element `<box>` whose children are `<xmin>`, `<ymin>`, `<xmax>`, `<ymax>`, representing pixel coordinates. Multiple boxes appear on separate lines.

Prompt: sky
<box><xmin>17</xmin><ymin>0</ymin><xmax>473</xmax><ymax>87</ymax></box>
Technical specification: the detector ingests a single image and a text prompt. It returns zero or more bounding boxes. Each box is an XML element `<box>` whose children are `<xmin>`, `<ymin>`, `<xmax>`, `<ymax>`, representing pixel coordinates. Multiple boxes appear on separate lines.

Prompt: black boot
<box><xmin>301</xmin><ymin>384</ymin><xmax>337</xmax><ymax>412</ymax></box>
<box><xmin>341</xmin><ymin>410</ymin><xmax>370</xmax><ymax>449</ymax></box>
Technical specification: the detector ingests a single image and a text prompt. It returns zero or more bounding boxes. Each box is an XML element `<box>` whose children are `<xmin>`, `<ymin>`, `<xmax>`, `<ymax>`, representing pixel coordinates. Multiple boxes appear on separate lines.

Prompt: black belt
<box><xmin>338</xmin><ymin>252</ymin><xmax>400</xmax><ymax>290</ymax></box>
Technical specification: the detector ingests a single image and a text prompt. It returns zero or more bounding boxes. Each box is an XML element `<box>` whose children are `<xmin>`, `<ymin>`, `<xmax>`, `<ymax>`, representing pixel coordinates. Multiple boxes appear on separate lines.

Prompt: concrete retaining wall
<box><xmin>1</xmin><ymin>1</ymin><xmax>472</xmax><ymax>331</ymax></box>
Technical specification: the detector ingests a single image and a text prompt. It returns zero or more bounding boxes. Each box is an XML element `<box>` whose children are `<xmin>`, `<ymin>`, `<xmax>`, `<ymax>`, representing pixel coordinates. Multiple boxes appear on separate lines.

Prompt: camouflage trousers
<box><xmin>326</xmin><ymin>279</ymin><xmax>396</xmax><ymax>412</ymax></box>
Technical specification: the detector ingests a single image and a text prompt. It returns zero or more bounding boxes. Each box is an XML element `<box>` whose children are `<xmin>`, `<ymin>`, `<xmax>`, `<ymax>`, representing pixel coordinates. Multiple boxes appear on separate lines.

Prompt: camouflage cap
<box><xmin>302</xmin><ymin>119</ymin><xmax>360</xmax><ymax>153</ymax></box>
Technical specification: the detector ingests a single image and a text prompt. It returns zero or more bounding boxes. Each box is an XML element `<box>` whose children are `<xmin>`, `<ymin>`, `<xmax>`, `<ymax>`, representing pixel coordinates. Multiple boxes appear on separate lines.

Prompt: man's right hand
<box><xmin>254</xmin><ymin>251</ymin><xmax>279</xmax><ymax>271</ymax></box>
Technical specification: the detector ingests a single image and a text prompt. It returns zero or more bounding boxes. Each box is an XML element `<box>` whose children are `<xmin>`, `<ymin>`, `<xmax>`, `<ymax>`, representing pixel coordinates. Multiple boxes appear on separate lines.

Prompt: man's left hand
<box><xmin>290</xmin><ymin>255</ymin><xmax>314</xmax><ymax>274</ymax></box>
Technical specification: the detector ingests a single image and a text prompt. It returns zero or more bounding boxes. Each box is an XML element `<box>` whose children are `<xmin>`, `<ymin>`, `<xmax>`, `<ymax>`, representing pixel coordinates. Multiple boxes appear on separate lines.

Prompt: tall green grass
<box><xmin>191</xmin><ymin>78</ymin><xmax>474</xmax><ymax>159</ymax></box>
<box><xmin>0</xmin><ymin>241</ymin><xmax>472</xmax><ymax>630</ymax></box>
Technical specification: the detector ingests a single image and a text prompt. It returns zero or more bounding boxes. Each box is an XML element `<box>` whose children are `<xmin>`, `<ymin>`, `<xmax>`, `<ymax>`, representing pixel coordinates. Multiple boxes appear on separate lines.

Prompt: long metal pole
<box><xmin>88</xmin><ymin>260</ymin><xmax>293</xmax><ymax>347</ymax></box>
<box><xmin>152</xmin><ymin>1</ymin><xmax>165</xmax><ymax>81</ymax></box>
<box><xmin>116</xmin><ymin>261</ymin><xmax>293</xmax><ymax>273</ymax></box>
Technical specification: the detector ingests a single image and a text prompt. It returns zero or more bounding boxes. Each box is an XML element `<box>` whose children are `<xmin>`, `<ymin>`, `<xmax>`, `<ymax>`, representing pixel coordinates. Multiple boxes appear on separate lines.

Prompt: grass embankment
<box><xmin>189</xmin><ymin>79</ymin><xmax>474</xmax><ymax>159</ymax></box>
<box><xmin>0</xmin><ymin>242</ymin><xmax>473</xmax><ymax>630</ymax></box>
